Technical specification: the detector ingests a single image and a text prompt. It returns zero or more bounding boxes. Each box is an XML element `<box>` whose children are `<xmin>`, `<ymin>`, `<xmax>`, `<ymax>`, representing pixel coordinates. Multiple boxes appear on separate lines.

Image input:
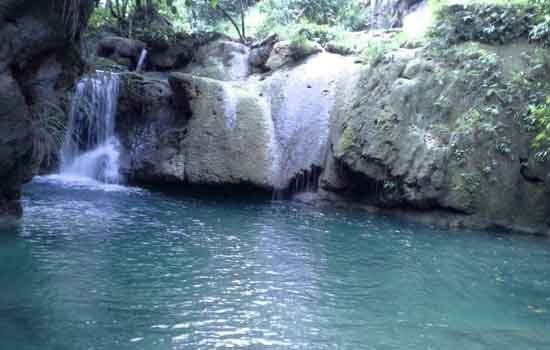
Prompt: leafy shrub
<box><xmin>430</xmin><ymin>3</ymin><xmax>537</xmax><ymax>45</ymax></box>
<box><xmin>529</xmin><ymin>97</ymin><xmax>550</xmax><ymax>157</ymax></box>
<box><xmin>529</xmin><ymin>0</ymin><xmax>550</xmax><ymax>46</ymax></box>
<box><xmin>360</xmin><ymin>33</ymin><xmax>408</xmax><ymax>66</ymax></box>
<box><xmin>288</xmin><ymin>32</ymin><xmax>319</xmax><ymax>60</ymax></box>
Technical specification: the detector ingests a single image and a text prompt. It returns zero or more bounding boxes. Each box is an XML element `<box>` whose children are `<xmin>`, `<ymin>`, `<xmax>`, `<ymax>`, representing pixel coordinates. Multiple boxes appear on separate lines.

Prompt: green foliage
<box><xmin>428</xmin><ymin>32</ymin><xmax>550</xmax><ymax>161</ymax></box>
<box><xmin>294</xmin><ymin>22</ymin><xmax>341</xmax><ymax>46</ymax></box>
<box><xmin>429</xmin><ymin>2</ymin><xmax>537</xmax><ymax>45</ymax></box>
<box><xmin>529</xmin><ymin>0</ymin><xmax>550</xmax><ymax>46</ymax></box>
<box><xmin>257</xmin><ymin>0</ymin><xmax>364</xmax><ymax>27</ymax></box>
<box><xmin>88</xmin><ymin>6</ymin><xmax>119</xmax><ymax>28</ymax></box>
<box><xmin>133</xmin><ymin>18</ymin><xmax>177</xmax><ymax>42</ymax></box>
<box><xmin>251</xmin><ymin>0</ymin><xmax>368</xmax><ymax>39</ymax></box>
<box><xmin>360</xmin><ymin>33</ymin><xmax>408</xmax><ymax>66</ymax></box>
<box><xmin>529</xmin><ymin>97</ymin><xmax>550</xmax><ymax>159</ymax></box>
<box><xmin>288</xmin><ymin>31</ymin><xmax>318</xmax><ymax>59</ymax></box>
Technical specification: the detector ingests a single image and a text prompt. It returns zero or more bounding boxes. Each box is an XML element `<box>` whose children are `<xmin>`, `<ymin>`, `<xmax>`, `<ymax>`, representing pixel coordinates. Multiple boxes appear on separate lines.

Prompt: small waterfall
<box><xmin>60</xmin><ymin>71</ymin><xmax>122</xmax><ymax>184</ymax></box>
<box><xmin>403</xmin><ymin>1</ymin><xmax>432</xmax><ymax>38</ymax></box>
<box><xmin>266</xmin><ymin>53</ymin><xmax>359</xmax><ymax>195</ymax></box>
<box><xmin>136</xmin><ymin>48</ymin><xmax>148</xmax><ymax>72</ymax></box>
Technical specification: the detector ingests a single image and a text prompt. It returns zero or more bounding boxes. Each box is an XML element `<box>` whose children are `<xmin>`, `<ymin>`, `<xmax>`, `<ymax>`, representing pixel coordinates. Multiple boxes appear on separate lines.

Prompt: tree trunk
<box><xmin>239</xmin><ymin>0</ymin><xmax>246</xmax><ymax>40</ymax></box>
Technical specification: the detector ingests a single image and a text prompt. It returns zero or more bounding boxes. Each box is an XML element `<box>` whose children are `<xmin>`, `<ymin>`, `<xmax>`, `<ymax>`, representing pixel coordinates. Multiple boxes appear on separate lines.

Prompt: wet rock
<box><xmin>369</xmin><ymin>0</ymin><xmax>425</xmax><ymax>29</ymax></box>
<box><xmin>115</xmin><ymin>73</ymin><xmax>186</xmax><ymax>183</ymax></box>
<box><xmin>97</xmin><ymin>36</ymin><xmax>146</xmax><ymax>69</ymax></box>
<box><xmin>326</xmin><ymin>41</ymin><xmax>356</xmax><ymax>56</ymax></box>
<box><xmin>265</xmin><ymin>40</ymin><xmax>323</xmax><ymax>71</ymax></box>
<box><xmin>322</xmin><ymin>42</ymin><xmax>550</xmax><ymax>234</ymax></box>
<box><xmin>249</xmin><ymin>33</ymin><xmax>280</xmax><ymax>72</ymax></box>
<box><xmin>0</xmin><ymin>0</ymin><xmax>94</xmax><ymax>225</ymax></box>
<box><xmin>146</xmin><ymin>33</ymin><xmax>194</xmax><ymax>71</ymax></box>
<box><xmin>167</xmin><ymin>73</ymin><xmax>276</xmax><ymax>187</ymax></box>
<box><xmin>183</xmin><ymin>40</ymin><xmax>251</xmax><ymax>81</ymax></box>
<box><xmin>117</xmin><ymin>53</ymin><xmax>359</xmax><ymax>191</ymax></box>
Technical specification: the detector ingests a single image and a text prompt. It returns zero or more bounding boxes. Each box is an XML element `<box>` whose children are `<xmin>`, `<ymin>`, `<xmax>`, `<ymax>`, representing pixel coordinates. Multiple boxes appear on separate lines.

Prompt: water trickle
<box><xmin>221</xmin><ymin>83</ymin><xmax>238</xmax><ymax>130</ymax></box>
<box><xmin>136</xmin><ymin>48</ymin><xmax>148</xmax><ymax>73</ymax></box>
<box><xmin>265</xmin><ymin>53</ymin><xmax>359</xmax><ymax>192</ymax></box>
<box><xmin>60</xmin><ymin>71</ymin><xmax>122</xmax><ymax>184</ymax></box>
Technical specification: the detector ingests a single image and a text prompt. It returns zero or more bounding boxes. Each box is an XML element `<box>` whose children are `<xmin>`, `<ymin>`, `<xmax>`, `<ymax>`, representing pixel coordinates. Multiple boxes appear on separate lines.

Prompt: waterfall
<box><xmin>59</xmin><ymin>71</ymin><xmax>122</xmax><ymax>184</ymax></box>
<box><xmin>265</xmin><ymin>53</ymin><xmax>359</xmax><ymax>193</ymax></box>
<box><xmin>136</xmin><ymin>48</ymin><xmax>148</xmax><ymax>72</ymax></box>
<box><xmin>403</xmin><ymin>1</ymin><xmax>432</xmax><ymax>38</ymax></box>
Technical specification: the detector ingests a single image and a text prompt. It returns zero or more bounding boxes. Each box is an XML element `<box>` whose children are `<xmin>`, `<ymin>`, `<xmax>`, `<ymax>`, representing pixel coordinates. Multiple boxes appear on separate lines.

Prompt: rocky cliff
<box><xmin>0</xmin><ymin>0</ymin><xmax>94</xmax><ymax>225</ymax></box>
<box><xmin>320</xmin><ymin>41</ymin><xmax>550</xmax><ymax>234</ymax></box>
<box><xmin>61</xmin><ymin>1</ymin><xmax>548</xmax><ymax>235</ymax></box>
<box><xmin>112</xmin><ymin>33</ymin><xmax>550</xmax><ymax>234</ymax></box>
<box><xmin>115</xmin><ymin>39</ymin><xmax>360</xmax><ymax>192</ymax></box>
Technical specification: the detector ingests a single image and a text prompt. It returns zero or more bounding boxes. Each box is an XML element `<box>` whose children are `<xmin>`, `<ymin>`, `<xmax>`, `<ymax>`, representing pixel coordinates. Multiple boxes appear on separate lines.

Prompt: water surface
<box><xmin>1</xmin><ymin>176</ymin><xmax>550</xmax><ymax>350</ymax></box>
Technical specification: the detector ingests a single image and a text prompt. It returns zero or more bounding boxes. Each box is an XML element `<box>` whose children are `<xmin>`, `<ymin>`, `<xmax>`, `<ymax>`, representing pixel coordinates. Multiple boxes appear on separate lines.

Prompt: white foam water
<box><xmin>60</xmin><ymin>71</ymin><xmax>122</xmax><ymax>184</ymax></box>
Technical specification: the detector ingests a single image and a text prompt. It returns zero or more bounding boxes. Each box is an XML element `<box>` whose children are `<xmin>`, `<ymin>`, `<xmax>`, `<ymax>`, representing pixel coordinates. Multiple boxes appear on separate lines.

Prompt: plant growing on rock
<box><xmin>29</xmin><ymin>103</ymin><xmax>67</xmax><ymax>168</ymax></box>
<box><xmin>530</xmin><ymin>0</ymin><xmax>550</xmax><ymax>46</ymax></box>
<box><xmin>529</xmin><ymin>96</ymin><xmax>550</xmax><ymax>160</ymax></box>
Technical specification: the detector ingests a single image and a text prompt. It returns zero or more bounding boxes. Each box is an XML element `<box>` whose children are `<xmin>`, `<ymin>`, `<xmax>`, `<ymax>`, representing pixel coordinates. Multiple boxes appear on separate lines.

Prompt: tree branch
<box><xmin>216</xmin><ymin>4</ymin><xmax>244</xmax><ymax>42</ymax></box>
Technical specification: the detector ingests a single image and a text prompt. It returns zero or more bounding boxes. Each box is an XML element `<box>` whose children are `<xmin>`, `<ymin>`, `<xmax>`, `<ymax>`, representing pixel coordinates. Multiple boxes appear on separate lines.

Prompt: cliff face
<box><xmin>115</xmin><ymin>40</ymin><xmax>359</xmax><ymax>191</ymax></box>
<box><xmin>110</xmin><ymin>33</ymin><xmax>550</xmax><ymax>235</ymax></box>
<box><xmin>320</xmin><ymin>41</ymin><xmax>550</xmax><ymax>234</ymax></box>
<box><xmin>0</xmin><ymin>0</ymin><xmax>94</xmax><ymax>225</ymax></box>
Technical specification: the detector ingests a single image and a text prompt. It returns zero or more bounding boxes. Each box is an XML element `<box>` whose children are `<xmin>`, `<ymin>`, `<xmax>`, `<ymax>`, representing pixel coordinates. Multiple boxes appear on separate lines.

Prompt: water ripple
<box><xmin>0</xmin><ymin>180</ymin><xmax>549</xmax><ymax>349</ymax></box>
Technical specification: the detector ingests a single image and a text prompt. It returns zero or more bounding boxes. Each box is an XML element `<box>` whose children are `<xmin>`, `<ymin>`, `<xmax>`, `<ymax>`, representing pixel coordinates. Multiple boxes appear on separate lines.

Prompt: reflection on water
<box><xmin>1</xmin><ymin>176</ymin><xmax>550</xmax><ymax>349</ymax></box>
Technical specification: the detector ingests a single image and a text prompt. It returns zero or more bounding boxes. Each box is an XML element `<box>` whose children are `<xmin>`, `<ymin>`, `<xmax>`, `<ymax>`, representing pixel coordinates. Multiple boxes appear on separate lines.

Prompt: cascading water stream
<box><xmin>263</xmin><ymin>53</ymin><xmax>360</xmax><ymax>196</ymax></box>
<box><xmin>59</xmin><ymin>71</ymin><xmax>122</xmax><ymax>184</ymax></box>
<box><xmin>136</xmin><ymin>48</ymin><xmax>148</xmax><ymax>73</ymax></box>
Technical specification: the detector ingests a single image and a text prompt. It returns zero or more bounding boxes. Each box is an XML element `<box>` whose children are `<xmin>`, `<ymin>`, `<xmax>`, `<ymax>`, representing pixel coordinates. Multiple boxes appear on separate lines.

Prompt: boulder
<box><xmin>321</xmin><ymin>42</ymin><xmax>550</xmax><ymax>234</ymax></box>
<box><xmin>116</xmin><ymin>72</ymin><xmax>186</xmax><ymax>183</ymax></box>
<box><xmin>183</xmin><ymin>40</ymin><xmax>252</xmax><ymax>81</ymax></box>
<box><xmin>249</xmin><ymin>33</ymin><xmax>279</xmax><ymax>72</ymax></box>
<box><xmin>167</xmin><ymin>73</ymin><xmax>277</xmax><ymax>187</ymax></box>
<box><xmin>265</xmin><ymin>40</ymin><xmax>323</xmax><ymax>70</ymax></box>
<box><xmin>369</xmin><ymin>0</ymin><xmax>425</xmax><ymax>29</ymax></box>
<box><xmin>97</xmin><ymin>36</ymin><xmax>146</xmax><ymax>69</ymax></box>
<box><xmin>326</xmin><ymin>41</ymin><xmax>356</xmax><ymax>56</ymax></box>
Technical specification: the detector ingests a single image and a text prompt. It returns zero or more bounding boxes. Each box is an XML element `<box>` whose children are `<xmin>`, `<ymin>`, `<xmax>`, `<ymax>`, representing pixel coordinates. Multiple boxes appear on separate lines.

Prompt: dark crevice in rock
<box><xmin>133</xmin><ymin>180</ymin><xmax>272</xmax><ymax>200</ymax></box>
<box><xmin>520</xmin><ymin>158</ymin><xmax>545</xmax><ymax>184</ymax></box>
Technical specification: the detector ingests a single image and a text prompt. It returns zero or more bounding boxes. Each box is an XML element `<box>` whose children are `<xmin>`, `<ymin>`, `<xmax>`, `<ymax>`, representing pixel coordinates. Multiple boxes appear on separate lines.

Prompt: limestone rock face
<box><xmin>169</xmin><ymin>73</ymin><xmax>277</xmax><ymax>187</ymax></box>
<box><xmin>322</xmin><ymin>43</ymin><xmax>550</xmax><ymax>234</ymax></box>
<box><xmin>117</xmin><ymin>53</ymin><xmax>360</xmax><ymax>190</ymax></box>
<box><xmin>117</xmin><ymin>71</ymin><xmax>276</xmax><ymax>188</ymax></box>
<box><xmin>0</xmin><ymin>0</ymin><xmax>94</xmax><ymax>226</ymax></box>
